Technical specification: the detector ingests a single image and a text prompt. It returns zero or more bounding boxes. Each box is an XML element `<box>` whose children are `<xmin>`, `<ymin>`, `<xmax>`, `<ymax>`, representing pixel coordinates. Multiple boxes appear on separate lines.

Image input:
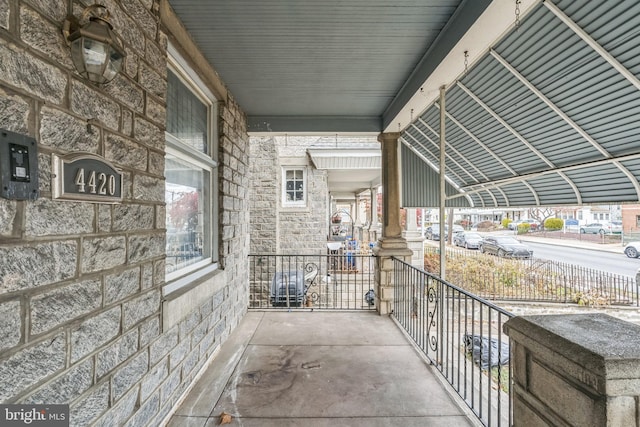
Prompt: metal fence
<box><xmin>425</xmin><ymin>247</ymin><xmax>638</xmax><ymax>306</ymax></box>
<box><xmin>393</xmin><ymin>257</ymin><xmax>513</xmax><ymax>427</ymax></box>
<box><xmin>249</xmin><ymin>253</ymin><xmax>376</xmax><ymax>310</ymax></box>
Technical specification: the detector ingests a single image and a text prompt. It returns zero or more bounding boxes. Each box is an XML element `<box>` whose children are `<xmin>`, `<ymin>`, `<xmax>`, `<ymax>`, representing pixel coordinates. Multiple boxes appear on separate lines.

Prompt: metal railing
<box><xmin>425</xmin><ymin>247</ymin><xmax>638</xmax><ymax>306</ymax></box>
<box><xmin>393</xmin><ymin>257</ymin><xmax>513</xmax><ymax>427</ymax></box>
<box><xmin>249</xmin><ymin>253</ymin><xmax>376</xmax><ymax>310</ymax></box>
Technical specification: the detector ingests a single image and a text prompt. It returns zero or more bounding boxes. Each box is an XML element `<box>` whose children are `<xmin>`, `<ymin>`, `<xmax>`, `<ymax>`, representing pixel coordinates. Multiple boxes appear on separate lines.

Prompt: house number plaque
<box><xmin>52</xmin><ymin>153</ymin><xmax>123</xmax><ymax>203</ymax></box>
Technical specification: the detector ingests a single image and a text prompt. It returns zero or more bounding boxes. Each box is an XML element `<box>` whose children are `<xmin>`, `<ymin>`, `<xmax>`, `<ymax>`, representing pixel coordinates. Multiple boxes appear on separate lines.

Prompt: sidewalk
<box><xmin>515</xmin><ymin>234</ymin><xmax>625</xmax><ymax>254</ymax></box>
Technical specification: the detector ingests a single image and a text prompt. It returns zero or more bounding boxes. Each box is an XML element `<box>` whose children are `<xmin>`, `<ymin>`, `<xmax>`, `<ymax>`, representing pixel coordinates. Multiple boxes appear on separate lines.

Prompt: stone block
<box><xmin>105</xmin><ymin>267</ymin><xmax>140</xmax><ymax>305</ymax></box>
<box><xmin>105</xmin><ymin>133</ymin><xmax>147</xmax><ymax>170</ymax></box>
<box><xmin>148</xmin><ymin>150</ymin><xmax>165</xmax><ymax>176</ymax></box>
<box><xmin>122</xmin><ymin>0</ymin><xmax>157</xmax><ymax>39</ymax></box>
<box><xmin>112</xmin><ymin>204</ymin><xmax>155</xmax><ymax>232</ymax></box>
<box><xmin>132</xmin><ymin>174</ymin><xmax>164</xmax><ymax>202</ymax></box>
<box><xmin>145</xmin><ymin>95</ymin><xmax>166</xmax><ymax>126</ymax></box>
<box><xmin>104</xmin><ymin>1</ymin><xmax>144</xmax><ymax>50</ymax></box>
<box><xmin>123</xmin><ymin>289</ymin><xmax>161</xmax><ymax>329</ymax></box>
<box><xmin>124</xmin><ymin>46</ymin><xmax>139</xmax><ymax>79</ymax></box>
<box><xmin>69</xmin><ymin>382</ymin><xmax>109</xmax><ymax>427</ymax></box>
<box><xmin>81</xmin><ymin>236</ymin><xmax>126</xmax><ymax>273</ymax></box>
<box><xmin>0</xmin><ymin>299</ymin><xmax>21</xmax><ymax>351</ymax></box>
<box><xmin>40</xmin><ymin>106</ymin><xmax>100</xmax><ymax>152</ymax></box>
<box><xmin>126</xmin><ymin>391</ymin><xmax>159</xmax><ymax>427</ymax></box>
<box><xmin>26</xmin><ymin>199</ymin><xmax>94</xmax><ymax>237</ymax></box>
<box><xmin>169</xmin><ymin>338</ymin><xmax>190</xmax><ymax>371</ymax></box>
<box><xmin>607</xmin><ymin>396</ymin><xmax>637</xmax><ymax>427</ymax></box>
<box><xmin>181</xmin><ymin>346</ymin><xmax>200</xmax><ymax>378</ymax></box>
<box><xmin>179</xmin><ymin>311</ymin><xmax>201</xmax><ymax>339</ymax></box>
<box><xmin>127</xmin><ymin>233</ymin><xmax>164</xmax><ymax>264</ymax></box>
<box><xmin>122</xmin><ymin>108</ymin><xmax>133</xmax><ymax>136</ymax></box>
<box><xmin>92</xmin><ymin>386</ymin><xmax>137</xmax><ymax>427</ymax></box>
<box><xmin>0</xmin><ymin>0</ymin><xmax>8</xmax><ymax>30</ymax></box>
<box><xmin>150</xmin><ymin>327</ymin><xmax>178</xmax><ymax>365</ymax></box>
<box><xmin>0</xmin><ymin>332</ymin><xmax>66</xmax><ymax>401</ymax></box>
<box><xmin>30</xmin><ymin>278</ymin><xmax>102</xmax><ymax>335</ymax></box>
<box><xmin>145</xmin><ymin>39</ymin><xmax>166</xmax><ymax>72</ymax></box>
<box><xmin>71</xmin><ymin>307</ymin><xmax>121</xmax><ymax>362</ymax></box>
<box><xmin>0</xmin><ymin>87</ymin><xmax>30</xmax><ymax>134</ymax></box>
<box><xmin>71</xmin><ymin>81</ymin><xmax>120</xmax><ymax>131</ymax></box>
<box><xmin>22</xmin><ymin>358</ymin><xmax>93</xmax><ymax>404</ymax></box>
<box><xmin>96</xmin><ymin>329</ymin><xmax>139</xmax><ymax>379</ymax></box>
<box><xmin>141</xmin><ymin>263</ymin><xmax>153</xmax><ymax>289</ymax></box>
<box><xmin>0</xmin><ymin>41</ymin><xmax>66</xmax><ymax>104</ymax></box>
<box><xmin>191</xmin><ymin>319</ymin><xmax>208</xmax><ymax>348</ymax></box>
<box><xmin>0</xmin><ymin>241</ymin><xmax>77</xmax><ymax>294</ymax></box>
<box><xmin>140</xmin><ymin>316</ymin><xmax>160</xmax><ymax>347</ymax></box>
<box><xmin>22</xmin><ymin>0</ymin><xmax>66</xmax><ymax>22</ymax></box>
<box><xmin>141</xmin><ymin>358</ymin><xmax>168</xmax><ymax>401</ymax></box>
<box><xmin>139</xmin><ymin>62</ymin><xmax>166</xmax><ymax>100</ymax></box>
<box><xmin>160</xmin><ymin>369</ymin><xmax>181</xmax><ymax>404</ymax></box>
<box><xmin>98</xmin><ymin>205</ymin><xmax>111</xmax><ymax>232</ymax></box>
<box><xmin>20</xmin><ymin>5</ymin><xmax>71</xmax><ymax>68</ymax></box>
<box><xmin>529</xmin><ymin>359</ymin><xmax>601</xmax><ymax>426</ymax></box>
<box><xmin>134</xmin><ymin>117</ymin><xmax>164</xmax><ymax>150</ymax></box>
<box><xmin>112</xmin><ymin>351</ymin><xmax>149</xmax><ymax>400</ymax></box>
<box><xmin>104</xmin><ymin>75</ymin><xmax>144</xmax><ymax>113</ymax></box>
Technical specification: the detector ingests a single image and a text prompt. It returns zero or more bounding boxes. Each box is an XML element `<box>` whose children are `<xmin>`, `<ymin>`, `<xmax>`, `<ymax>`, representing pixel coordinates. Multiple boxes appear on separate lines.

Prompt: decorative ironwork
<box><xmin>426</xmin><ymin>282</ymin><xmax>439</xmax><ymax>352</ymax></box>
<box><xmin>515</xmin><ymin>0</ymin><xmax>522</xmax><ymax>29</ymax></box>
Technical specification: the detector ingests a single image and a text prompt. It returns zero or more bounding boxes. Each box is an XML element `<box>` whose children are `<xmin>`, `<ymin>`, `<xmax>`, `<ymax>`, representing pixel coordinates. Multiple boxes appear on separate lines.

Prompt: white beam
<box><xmin>544</xmin><ymin>1</ymin><xmax>640</xmax><ymax>93</ymax></box>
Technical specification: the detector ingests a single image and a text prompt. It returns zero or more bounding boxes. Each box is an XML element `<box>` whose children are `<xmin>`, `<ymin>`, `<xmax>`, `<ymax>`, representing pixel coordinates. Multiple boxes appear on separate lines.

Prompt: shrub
<box><xmin>476</xmin><ymin>220</ymin><xmax>496</xmax><ymax>231</ymax></box>
<box><xmin>501</xmin><ymin>218</ymin><xmax>512</xmax><ymax>229</ymax></box>
<box><xmin>517</xmin><ymin>223</ymin><xmax>530</xmax><ymax>234</ymax></box>
<box><xmin>544</xmin><ymin>218</ymin><xmax>563</xmax><ymax>231</ymax></box>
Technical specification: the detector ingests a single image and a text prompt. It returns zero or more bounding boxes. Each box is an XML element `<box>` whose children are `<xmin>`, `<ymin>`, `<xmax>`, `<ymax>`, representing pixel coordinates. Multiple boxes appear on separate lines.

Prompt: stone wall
<box><xmin>249</xmin><ymin>136</ymin><xmax>278</xmax><ymax>254</ymax></box>
<box><xmin>249</xmin><ymin>135</ymin><xmax>329</xmax><ymax>255</ymax></box>
<box><xmin>0</xmin><ymin>1</ymin><xmax>249</xmax><ymax>426</ymax></box>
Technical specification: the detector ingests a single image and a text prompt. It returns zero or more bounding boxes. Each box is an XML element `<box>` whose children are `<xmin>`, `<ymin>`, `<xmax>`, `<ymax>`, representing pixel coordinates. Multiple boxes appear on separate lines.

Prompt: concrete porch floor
<box><xmin>167</xmin><ymin>311</ymin><xmax>476</xmax><ymax>426</ymax></box>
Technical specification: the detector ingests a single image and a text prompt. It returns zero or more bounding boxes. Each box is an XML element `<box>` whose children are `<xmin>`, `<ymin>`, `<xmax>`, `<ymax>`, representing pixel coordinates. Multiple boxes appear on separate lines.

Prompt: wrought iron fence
<box><xmin>425</xmin><ymin>247</ymin><xmax>638</xmax><ymax>306</ymax></box>
<box><xmin>249</xmin><ymin>253</ymin><xmax>376</xmax><ymax>310</ymax></box>
<box><xmin>393</xmin><ymin>257</ymin><xmax>513</xmax><ymax>427</ymax></box>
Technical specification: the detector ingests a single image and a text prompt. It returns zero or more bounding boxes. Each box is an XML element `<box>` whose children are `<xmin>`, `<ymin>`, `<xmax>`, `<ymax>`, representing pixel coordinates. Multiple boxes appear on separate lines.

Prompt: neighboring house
<box><xmin>250</xmin><ymin>136</ymin><xmax>381</xmax><ymax>255</ymax></box>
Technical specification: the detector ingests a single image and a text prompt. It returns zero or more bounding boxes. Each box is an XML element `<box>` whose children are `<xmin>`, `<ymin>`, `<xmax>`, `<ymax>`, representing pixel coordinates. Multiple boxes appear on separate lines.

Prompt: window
<box><xmin>164</xmin><ymin>47</ymin><xmax>218</xmax><ymax>293</ymax></box>
<box><xmin>282</xmin><ymin>167</ymin><xmax>306</xmax><ymax>207</ymax></box>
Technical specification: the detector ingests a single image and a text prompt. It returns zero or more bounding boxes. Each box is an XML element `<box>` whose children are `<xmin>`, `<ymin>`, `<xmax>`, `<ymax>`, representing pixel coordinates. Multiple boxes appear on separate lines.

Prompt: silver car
<box><xmin>453</xmin><ymin>232</ymin><xmax>483</xmax><ymax>249</ymax></box>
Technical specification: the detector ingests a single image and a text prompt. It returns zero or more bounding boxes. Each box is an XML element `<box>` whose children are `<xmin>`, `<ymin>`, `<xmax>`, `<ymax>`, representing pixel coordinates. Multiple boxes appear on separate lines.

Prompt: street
<box><xmin>526</xmin><ymin>241</ymin><xmax>639</xmax><ymax>279</ymax></box>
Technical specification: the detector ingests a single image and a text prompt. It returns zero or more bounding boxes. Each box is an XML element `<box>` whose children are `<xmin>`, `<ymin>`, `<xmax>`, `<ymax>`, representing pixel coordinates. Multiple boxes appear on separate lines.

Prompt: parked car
<box><xmin>479</xmin><ymin>235</ymin><xmax>533</xmax><ymax>259</ymax></box>
<box><xmin>624</xmin><ymin>242</ymin><xmax>640</xmax><ymax>258</ymax></box>
<box><xmin>425</xmin><ymin>224</ymin><xmax>444</xmax><ymax>240</ymax></box>
<box><xmin>610</xmin><ymin>220</ymin><xmax>622</xmax><ymax>234</ymax></box>
<box><xmin>580</xmin><ymin>223</ymin><xmax>608</xmax><ymax>234</ymax></box>
<box><xmin>508</xmin><ymin>219</ymin><xmax>539</xmax><ymax>231</ymax></box>
<box><xmin>453</xmin><ymin>232</ymin><xmax>483</xmax><ymax>249</ymax></box>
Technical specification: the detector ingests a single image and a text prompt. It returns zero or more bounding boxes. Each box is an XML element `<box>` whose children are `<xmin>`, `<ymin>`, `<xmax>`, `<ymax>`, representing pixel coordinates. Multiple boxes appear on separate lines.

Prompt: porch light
<box><xmin>62</xmin><ymin>4</ymin><xmax>126</xmax><ymax>84</ymax></box>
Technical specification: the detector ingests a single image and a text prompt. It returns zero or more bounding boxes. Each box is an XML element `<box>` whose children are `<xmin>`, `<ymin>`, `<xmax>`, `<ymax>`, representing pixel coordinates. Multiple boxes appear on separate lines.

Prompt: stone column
<box><xmin>373</xmin><ymin>132</ymin><xmax>412</xmax><ymax>315</ymax></box>
<box><xmin>402</xmin><ymin>208</ymin><xmax>425</xmax><ymax>269</ymax></box>
<box><xmin>504</xmin><ymin>314</ymin><xmax>640</xmax><ymax>427</ymax></box>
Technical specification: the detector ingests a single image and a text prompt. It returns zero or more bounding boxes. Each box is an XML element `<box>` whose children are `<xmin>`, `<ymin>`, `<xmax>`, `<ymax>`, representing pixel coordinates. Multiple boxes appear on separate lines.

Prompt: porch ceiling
<box><xmin>308</xmin><ymin>148</ymin><xmax>381</xmax><ymax>198</ymax></box>
<box><xmin>167</xmin><ymin>0</ymin><xmax>640</xmax><ymax>208</ymax></box>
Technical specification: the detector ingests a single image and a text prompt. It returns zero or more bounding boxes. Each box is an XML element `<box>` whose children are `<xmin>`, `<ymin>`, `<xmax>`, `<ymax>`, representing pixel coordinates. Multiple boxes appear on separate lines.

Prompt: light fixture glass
<box><xmin>63</xmin><ymin>5</ymin><xmax>126</xmax><ymax>84</ymax></box>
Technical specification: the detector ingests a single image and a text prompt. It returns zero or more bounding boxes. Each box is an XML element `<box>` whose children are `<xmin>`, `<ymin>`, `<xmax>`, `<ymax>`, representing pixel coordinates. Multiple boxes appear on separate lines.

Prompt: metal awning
<box><xmin>401</xmin><ymin>0</ymin><xmax>640</xmax><ymax>207</ymax></box>
<box><xmin>166</xmin><ymin>0</ymin><xmax>640</xmax><ymax>208</ymax></box>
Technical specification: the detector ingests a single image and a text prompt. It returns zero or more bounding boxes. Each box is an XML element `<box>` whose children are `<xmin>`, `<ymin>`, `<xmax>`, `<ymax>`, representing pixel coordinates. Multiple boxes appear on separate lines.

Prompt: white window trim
<box><xmin>164</xmin><ymin>43</ymin><xmax>220</xmax><ymax>294</ymax></box>
<box><xmin>282</xmin><ymin>166</ymin><xmax>307</xmax><ymax>207</ymax></box>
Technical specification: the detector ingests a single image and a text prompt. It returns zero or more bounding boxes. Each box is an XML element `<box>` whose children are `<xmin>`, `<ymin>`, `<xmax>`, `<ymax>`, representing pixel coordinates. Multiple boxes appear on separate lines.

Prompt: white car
<box><xmin>624</xmin><ymin>242</ymin><xmax>640</xmax><ymax>258</ymax></box>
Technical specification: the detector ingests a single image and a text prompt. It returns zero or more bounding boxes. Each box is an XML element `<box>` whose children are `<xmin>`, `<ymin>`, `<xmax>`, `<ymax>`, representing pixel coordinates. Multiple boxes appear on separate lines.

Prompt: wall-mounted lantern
<box><xmin>62</xmin><ymin>4</ymin><xmax>126</xmax><ymax>84</ymax></box>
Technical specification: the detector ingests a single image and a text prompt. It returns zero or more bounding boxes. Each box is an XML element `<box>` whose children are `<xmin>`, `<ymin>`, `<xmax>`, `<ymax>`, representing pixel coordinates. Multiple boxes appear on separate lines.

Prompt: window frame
<box><xmin>164</xmin><ymin>45</ymin><xmax>219</xmax><ymax>295</ymax></box>
<box><xmin>281</xmin><ymin>166</ymin><xmax>307</xmax><ymax>208</ymax></box>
